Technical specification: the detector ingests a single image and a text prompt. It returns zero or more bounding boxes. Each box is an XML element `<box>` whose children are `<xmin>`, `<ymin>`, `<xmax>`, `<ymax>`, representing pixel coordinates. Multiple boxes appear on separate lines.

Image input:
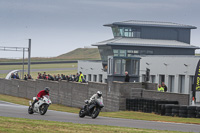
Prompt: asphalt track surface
<box><xmin>0</xmin><ymin>101</ymin><xmax>200</xmax><ymax>132</ymax></box>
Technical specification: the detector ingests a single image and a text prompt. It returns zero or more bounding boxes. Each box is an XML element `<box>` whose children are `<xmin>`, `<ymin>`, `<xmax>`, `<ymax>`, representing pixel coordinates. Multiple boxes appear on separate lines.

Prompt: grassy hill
<box><xmin>56</xmin><ymin>48</ymin><xmax>101</xmax><ymax>60</ymax></box>
<box><xmin>0</xmin><ymin>48</ymin><xmax>101</xmax><ymax>62</ymax></box>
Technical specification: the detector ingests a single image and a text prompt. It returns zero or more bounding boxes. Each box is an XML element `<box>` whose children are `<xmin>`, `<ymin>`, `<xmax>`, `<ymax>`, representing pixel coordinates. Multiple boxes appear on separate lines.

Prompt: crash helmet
<box><xmin>45</xmin><ymin>87</ymin><xmax>50</xmax><ymax>93</ymax></box>
<box><xmin>97</xmin><ymin>91</ymin><xmax>102</xmax><ymax>97</ymax></box>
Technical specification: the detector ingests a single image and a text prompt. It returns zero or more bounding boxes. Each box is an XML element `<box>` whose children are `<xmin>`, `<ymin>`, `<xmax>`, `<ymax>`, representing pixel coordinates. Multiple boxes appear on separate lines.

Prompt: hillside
<box><xmin>56</xmin><ymin>48</ymin><xmax>101</xmax><ymax>60</ymax></box>
<box><xmin>0</xmin><ymin>48</ymin><xmax>101</xmax><ymax>63</ymax></box>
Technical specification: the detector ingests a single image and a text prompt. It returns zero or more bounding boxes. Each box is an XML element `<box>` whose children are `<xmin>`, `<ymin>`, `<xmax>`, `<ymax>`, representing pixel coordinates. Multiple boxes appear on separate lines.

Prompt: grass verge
<box><xmin>0</xmin><ymin>94</ymin><xmax>200</xmax><ymax>125</ymax></box>
<box><xmin>0</xmin><ymin>116</ymin><xmax>186</xmax><ymax>133</ymax></box>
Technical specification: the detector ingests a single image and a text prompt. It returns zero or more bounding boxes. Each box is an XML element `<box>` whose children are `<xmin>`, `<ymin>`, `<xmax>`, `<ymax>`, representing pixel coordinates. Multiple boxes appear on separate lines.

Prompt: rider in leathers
<box><xmin>88</xmin><ymin>91</ymin><xmax>103</xmax><ymax>110</ymax></box>
<box><xmin>31</xmin><ymin>87</ymin><xmax>50</xmax><ymax>108</ymax></box>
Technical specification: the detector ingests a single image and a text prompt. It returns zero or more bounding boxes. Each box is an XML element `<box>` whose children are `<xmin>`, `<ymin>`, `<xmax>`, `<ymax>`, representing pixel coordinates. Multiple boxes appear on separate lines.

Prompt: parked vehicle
<box><xmin>28</xmin><ymin>95</ymin><xmax>52</xmax><ymax>115</ymax></box>
<box><xmin>79</xmin><ymin>99</ymin><xmax>104</xmax><ymax>119</ymax></box>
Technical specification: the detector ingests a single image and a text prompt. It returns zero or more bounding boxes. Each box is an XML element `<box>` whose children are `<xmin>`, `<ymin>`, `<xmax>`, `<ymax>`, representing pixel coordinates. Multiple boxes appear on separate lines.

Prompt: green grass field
<box><xmin>0</xmin><ymin>94</ymin><xmax>200</xmax><ymax>125</ymax></box>
<box><xmin>0</xmin><ymin>116</ymin><xmax>185</xmax><ymax>133</ymax></box>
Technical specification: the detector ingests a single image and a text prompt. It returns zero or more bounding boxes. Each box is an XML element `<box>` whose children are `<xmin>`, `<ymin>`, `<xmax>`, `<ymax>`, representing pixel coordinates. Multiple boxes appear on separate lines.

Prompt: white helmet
<box><xmin>97</xmin><ymin>91</ymin><xmax>102</xmax><ymax>97</ymax></box>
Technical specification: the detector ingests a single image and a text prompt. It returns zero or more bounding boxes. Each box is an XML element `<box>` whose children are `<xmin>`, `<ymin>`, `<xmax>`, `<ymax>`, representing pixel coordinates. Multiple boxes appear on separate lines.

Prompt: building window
<box><xmin>168</xmin><ymin>75</ymin><xmax>175</xmax><ymax>92</ymax></box>
<box><xmin>159</xmin><ymin>75</ymin><xmax>165</xmax><ymax>85</ymax></box>
<box><xmin>113</xmin><ymin>49</ymin><xmax>126</xmax><ymax>57</ymax></box>
<box><xmin>119</xmin><ymin>50</ymin><xmax>126</xmax><ymax>57</ymax></box>
<box><xmin>88</xmin><ymin>74</ymin><xmax>91</xmax><ymax>81</ymax></box>
<box><xmin>132</xmin><ymin>60</ymin><xmax>139</xmax><ymax>75</ymax></box>
<box><xmin>189</xmin><ymin>76</ymin><xmax>194</xmax><ymax>93</ymax></box>
<box><xmin>142</xmin><ymin>74</ymin><xmax>146</xmax><ymax>82</ymax></box>
<box><xmin>147</xmin><ymin>50</ymin><xmax>154</xmax><ymax>55</ymax></box>
<box><xmin>150</xmin><ymin>75</ymin><xmax>156</xmax><ymax>83</ymax></box>
<box><xmin>93</xmin><ymin>75</ymin><xmax>97</xmax><ymax>82</ymax></box>
<box><xmin>122</xmin><ymin>59</ymin><xmax>126</xmax><ymax>74</ymax></box>
<box><xmin>140</xmin><ymin>50</ymin><xmax>146</xmax><ymax>55</ymax></box>
<box><xmin>179</xmin><ymin>75</ymin><xmax>185</xmax><ymax>93</ymax></box>
<box><xmin>99</xmin><ymin>74</ymin><xmax>103</xmax><ymax>82</ymax></box>
<box><xmin>114</xmin><ymin>59</ymin><xmax>121</xmax><ymax>74</ymax></box>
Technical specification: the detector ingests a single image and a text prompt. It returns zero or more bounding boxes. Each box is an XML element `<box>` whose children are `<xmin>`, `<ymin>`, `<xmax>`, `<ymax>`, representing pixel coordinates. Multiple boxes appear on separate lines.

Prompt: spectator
<box><xmin>48</xmin><ymin>74</ymin><xmax>54</xmax><ymax>81</ymax></box>
<box><xmin>124</xmin><ymin>71</ymin><xmax>130</xmax><ymax>82</ymax></box>
<box><xmin>24</xmin><ymin>75</ymin><xmax>27</xmax><ymax>80</ymax></box>
<box><xmin>43</xmin><ymin>72</ymin><xmax>47</xmax><ymax>79</ymax></box>
<box><xmin>81</xmin><ymin>76</ymin><xmax>87</xmax><ymax>83</ymax></box>
<box><xmin>53</xmin><ymin>75</ymin><xmax>58</xmax><ymax>81</ymax></box>
<box><xmin>27</xmin><ymin>74</ymin><xmax>32</xmax><ymax>80</ymax></box>
<box><xmin>78</xmin><ymin>71</ymin><xmax>83</xmax><ymax>82</ymax></box>
<box><xmin>37</xmin><ymin>73</ymin><xmax>42</xmax><ymax>79</ymax></box>
<box><xmin>61</xmin><ymin>74</ymin><xmax>66</xmax><ymax>80</ymax></box>
<box><xmin>162</xmin><ymin>82</ymin><xmax>168</xmax><ymax>92</ymax></box>
<box><xmin>158</xmin><ymin>84</ymin><xmax>164</xmax><ymax>92</ymax></box>
<box><xmin>16</xmin><ymin>73</ymin><xmax>20</xmax><ymax>79</ymax></box>
<box><xmin>75</xmin><ymin>73</ymin><xmax>79</xmax><ymax>82</ymax></box>
<box><xmin>11</xmin><ymin>73</ymin><xmax>16</xmax><ymax>79</ymax></box>
<box><xmin>57</xmin><ymin>74</ymin><xmax>61</xmax><ymax>81</ymax></box>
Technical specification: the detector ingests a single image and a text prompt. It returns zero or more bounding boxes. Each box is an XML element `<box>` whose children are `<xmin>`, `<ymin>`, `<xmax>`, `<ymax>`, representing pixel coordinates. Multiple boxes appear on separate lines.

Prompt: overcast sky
<box><xmin>0</xmin><ymin>0</ymin><xmax>200</xmax><ymax>58</ymax></box>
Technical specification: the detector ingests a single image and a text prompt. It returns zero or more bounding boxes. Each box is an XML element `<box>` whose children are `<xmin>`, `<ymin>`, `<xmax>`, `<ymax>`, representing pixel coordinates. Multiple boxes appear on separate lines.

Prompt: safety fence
<box><xmin>126</xmin><ymin>98</ymin><xmax>200</xmax><ymax>118</ymax></box>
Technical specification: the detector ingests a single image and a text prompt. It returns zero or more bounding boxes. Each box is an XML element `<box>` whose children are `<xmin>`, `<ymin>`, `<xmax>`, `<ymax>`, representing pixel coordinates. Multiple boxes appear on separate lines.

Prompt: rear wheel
<box><xmin>39</xmin><ymin>104</ymin><xmax>48</xmax><ymax>115</ymax></box>
<box><xmin>92</xmin><ymin>108</ymin><xmax>100</xmax><ymax>119</ymax></box>
<box><xmin>79</xmin><ymin>108</ymin><xmax>86</xmax><ymax>118</ymax></box>
<box><xmin>28</xmin><ymin>106</ymin><xmax>34</xmax><ymax>114</ymax></box>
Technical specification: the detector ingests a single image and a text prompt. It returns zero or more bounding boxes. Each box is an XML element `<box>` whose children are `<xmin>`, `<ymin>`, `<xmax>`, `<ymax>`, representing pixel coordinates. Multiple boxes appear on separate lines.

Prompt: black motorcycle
<box><xmin>79</xmin><ymin>99</ymin><xmax>104</xmax><ymax>119</ymax></box>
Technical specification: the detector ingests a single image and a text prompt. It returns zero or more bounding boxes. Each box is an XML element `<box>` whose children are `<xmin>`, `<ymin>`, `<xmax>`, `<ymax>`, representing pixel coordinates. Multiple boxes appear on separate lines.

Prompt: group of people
<box><xmin>157</xmin><ymin>82</ymin><xmax>167</xmax><ymax>92</ymax></box>
<box><xmin>36</xmin><ymin>71</ymin><xmax>87</xmax><ymax>83</ymax></box>
<box><xmin>11</xmin><ymin>73</ymin><xmax>20</xmax><ymax>79</ymax></box>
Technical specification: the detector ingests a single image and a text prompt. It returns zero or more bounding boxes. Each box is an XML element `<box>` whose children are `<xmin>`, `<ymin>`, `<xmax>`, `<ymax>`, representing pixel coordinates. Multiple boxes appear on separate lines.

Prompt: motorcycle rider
<box><xmin>31</xmin><ymin>87</ymin><xmax>50</xmax><ymax>108</ymax></box>
<box><xmin>88</xmin><ymin>91</ymin><xmax>103</xmax><ymax>110</ymax></box>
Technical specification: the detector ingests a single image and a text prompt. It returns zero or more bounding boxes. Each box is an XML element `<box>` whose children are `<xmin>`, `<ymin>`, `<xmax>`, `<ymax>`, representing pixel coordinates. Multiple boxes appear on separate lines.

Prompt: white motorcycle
<box><xmin>28</xmin><ymin>95</ymin><xmax>52</xmax><ymax>115</ymax></box>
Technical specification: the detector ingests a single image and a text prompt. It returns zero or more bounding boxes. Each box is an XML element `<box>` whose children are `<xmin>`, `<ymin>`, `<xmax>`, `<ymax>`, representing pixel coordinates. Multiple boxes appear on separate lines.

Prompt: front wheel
<box><xmin>28</xmin><ymin>106</ymin><xmax>34</xmax><ymax>114</ymax></box>
<box><xmin>39</xmin><ymin>104</ymin><xmax>49</xmax><ymax>115</ymax></box>
<box><xmin>91</xmin><ymin>108</ymin><xmax>100</xmax><ymax>119</ymax></box>
<box><xmin>79</xmin><ymin>108</ymin><xmax>86</xmax><ymax>118</ymax></box>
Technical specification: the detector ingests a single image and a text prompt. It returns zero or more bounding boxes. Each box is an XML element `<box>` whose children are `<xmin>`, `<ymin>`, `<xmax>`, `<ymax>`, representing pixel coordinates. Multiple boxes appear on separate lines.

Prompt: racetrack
<box><xmin>0</xmin><ymin>101</ymin><xmax>200</xmax><ymax>132</ymax></box>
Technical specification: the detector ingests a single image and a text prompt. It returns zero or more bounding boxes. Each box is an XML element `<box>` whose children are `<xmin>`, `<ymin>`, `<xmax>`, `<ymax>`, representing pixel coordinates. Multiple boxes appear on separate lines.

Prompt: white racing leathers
<box><xmin>89</xmin><ymin>94</ymin><xmax>103</xmax><ymax>104</ymax></box>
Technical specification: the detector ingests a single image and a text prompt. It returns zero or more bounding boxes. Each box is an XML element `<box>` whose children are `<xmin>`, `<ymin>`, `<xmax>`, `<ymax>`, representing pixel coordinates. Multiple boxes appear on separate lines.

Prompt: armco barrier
<box><xmin>0</xmin><ymin>78</ymin><xmax>190</xmax><ymax>112</ymax></box>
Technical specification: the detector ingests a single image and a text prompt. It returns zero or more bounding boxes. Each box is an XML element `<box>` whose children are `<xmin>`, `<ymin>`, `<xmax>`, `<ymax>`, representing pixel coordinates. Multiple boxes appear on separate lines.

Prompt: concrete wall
<box><xmin>0</xmin><ymin>78</ymin><xmax>189</xmax><ymax>111</ymax></box>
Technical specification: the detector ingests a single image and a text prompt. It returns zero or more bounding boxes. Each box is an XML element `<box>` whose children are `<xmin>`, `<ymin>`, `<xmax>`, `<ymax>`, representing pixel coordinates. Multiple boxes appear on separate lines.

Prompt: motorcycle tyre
<box><xmin>28</xmin><ymin>106</ymin><xmax>34</xmax><ymax>114</ymax></box>
<box><xmin>39</xmin><ymin>104</ymin><xmax>48</xmax><ymax>115</ymax></box>
<box><xmin>92</xmin><ymin>108</ymin><xmax>100</xmax><ymax>119</ymax></box>
<box><xmin>79</xmin><ymin>108</ymin><xmax>86</xmax><ymax>118</ymax></box>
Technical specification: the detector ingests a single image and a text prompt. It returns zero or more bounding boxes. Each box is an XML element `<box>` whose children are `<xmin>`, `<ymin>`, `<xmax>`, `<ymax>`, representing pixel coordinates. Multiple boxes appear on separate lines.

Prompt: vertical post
<box><xmin>22</xmin><ymin>48</ymin><xmax>25</xmax><ymax>79</ymax></box>
<box><xmin>28</xmin><ymin>39</ymin><xmax>31</xmax><ymax>76</ymax></box>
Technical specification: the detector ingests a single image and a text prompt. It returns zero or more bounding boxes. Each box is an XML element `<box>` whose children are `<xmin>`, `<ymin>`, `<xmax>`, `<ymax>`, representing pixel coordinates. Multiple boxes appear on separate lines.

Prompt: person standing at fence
<box><xmin>162</xmin><ymin>82</ymin><xmax>168</xmax><ymax>92</ymax></box>
<box><xmin>78</xmin><ymin>71</ymin><xmax>83</xmax><ymax>82</ymax></box>
<box><xmin>124</xmin><ymin>71</ymin><xmax>130</xmax><ymax>82</ymax></box>
<box><xmin>158</xmin><ymin>84</ymin><xmax>164</xmax><ymax>92</ymax></box>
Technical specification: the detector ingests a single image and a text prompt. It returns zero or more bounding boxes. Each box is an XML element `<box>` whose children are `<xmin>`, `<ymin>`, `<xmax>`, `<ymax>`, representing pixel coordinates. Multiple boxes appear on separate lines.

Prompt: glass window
<box><xmin>168</xmin><ymin>75</ymin><xmax>175</xmax><ymax>92</ymax></box>
<box><xmin>140</xmin><ymin>50</ymin><xmax>146</xmax><ymax>55</ymax></box>
<box><xmin>134</xmin><ymin>50</ymin><xmax>139</xmax><ymax>55</ymax></box>
<box><xmin>122</xmin><ymin>59</ymin><xmax>126</xmax><ymax>74</ymax></box>
<box><xmin>127</xmin><ymin>50</ymin><xmax>133</xmax><ymax>53</ymax></box>
<box><xmin>119</xmin><ymin>50</ymin><xmax>126</xmax><ymax>57</ymax></box>
<box><xmin>114</xmin><ymin>59</ymin><xmax>121</xmax><ymax>74</ymax></box>
<box><xmin>113</xmin><ymin>49</ymin><xmax>119</xmax><ymax>57</ymax></box>
<box><xmin>150</xmin><ymin>75</ymin><xmax>156</xmax><ymax>83</ymax></box>
<box><xmin>147</xmin><ymin>50</ymin><xmax>154</xmax><ymax>55</ymax></box>
<box><xmin>132</xmin><ymin>60</ymin><xmax>139</xmax><ymax>75</ymax></box>
<box><xmin>113</xmin><ymin>49</ymin><xmax>119</xmax><ymax>54</ymax></box>
<box><xmin>179</xmin><ymin>75</ymin><xmax>185</xmax><ymax>93</ymax></box>
<box><xmin>88</xmin><ymin>74</ymin><xmax>91</xmax><ymax>81</ymax></box>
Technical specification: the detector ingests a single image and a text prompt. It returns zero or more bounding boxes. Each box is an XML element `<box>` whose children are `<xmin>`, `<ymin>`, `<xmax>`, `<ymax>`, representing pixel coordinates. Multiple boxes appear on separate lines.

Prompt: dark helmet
<box><xmin>45</xmin><ymin>87</ymin><xmax>50</xmax><ymax>93</ymax></box>
<box><xmin>97</xmin><ymin>91</ymin><xmax>102</xmax><ymax>97</ymax></box>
